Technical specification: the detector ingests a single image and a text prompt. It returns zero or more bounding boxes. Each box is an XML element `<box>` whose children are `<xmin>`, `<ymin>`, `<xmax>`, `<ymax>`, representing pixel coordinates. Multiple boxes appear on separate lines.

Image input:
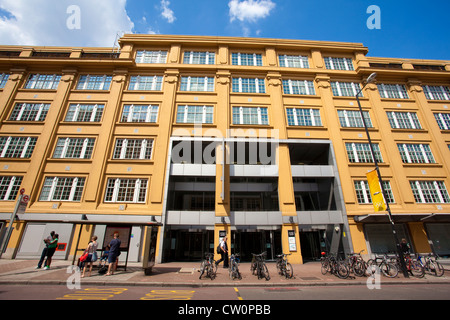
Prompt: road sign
<box><xmin>22</xmin><ymin>195</ymin><xmax>30</xmax><ymax>204</ymax></box>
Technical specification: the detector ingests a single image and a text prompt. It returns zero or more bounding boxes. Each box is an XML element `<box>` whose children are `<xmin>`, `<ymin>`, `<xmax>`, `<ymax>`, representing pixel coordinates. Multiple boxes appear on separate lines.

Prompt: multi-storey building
<box><xmin>0</xmin><ymin>35</ymin><xmax>449</xmax><ymax>265</ymax></box>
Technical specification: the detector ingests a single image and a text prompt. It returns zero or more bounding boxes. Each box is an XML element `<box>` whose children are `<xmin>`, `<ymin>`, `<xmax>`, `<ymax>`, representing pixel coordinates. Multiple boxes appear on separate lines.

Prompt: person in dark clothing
<box><xmin>36</xmin><ymin>231</ymin><xmax>55</xmax><ymax>269</ymax></box>
<box><xmin>106</xmin><ymin>232</ymin><xmax>121</xmax><ymax>276</ymax></box>
<box><xmin>215</xmin><ymin>236</ymin><xmax>229</xmax><ymax>268</ymax></box>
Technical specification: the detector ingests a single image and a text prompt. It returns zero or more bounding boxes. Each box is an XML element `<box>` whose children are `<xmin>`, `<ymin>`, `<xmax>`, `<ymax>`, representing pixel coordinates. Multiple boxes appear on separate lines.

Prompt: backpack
<box><xmin>216</xmin><ymin>244</ymin><xmax>221</xmax><ymax>254</ymax></box>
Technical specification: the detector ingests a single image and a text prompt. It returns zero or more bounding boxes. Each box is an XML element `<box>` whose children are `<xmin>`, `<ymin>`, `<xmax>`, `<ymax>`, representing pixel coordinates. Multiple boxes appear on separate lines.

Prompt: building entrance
<box><xmin>231</xmin><ymin>230</ymin><xmax>281</xmax><ymax>262</ymax></box>
<box><xmin>163</xmin><ymin>229</ymin><xmax>214</xmax><ymax>262</ymax></box>
<box><xmin>300</xmin><ymin>231</ymin><xmax>322</xmax><ymax>261</ymax></box>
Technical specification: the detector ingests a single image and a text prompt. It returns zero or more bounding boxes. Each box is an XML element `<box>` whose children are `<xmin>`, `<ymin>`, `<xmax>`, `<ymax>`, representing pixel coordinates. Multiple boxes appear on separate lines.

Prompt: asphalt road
<box><xmin>1</xmin><ymin>283</ymin><xmax>449</xmax><ymax>301</ymax></box>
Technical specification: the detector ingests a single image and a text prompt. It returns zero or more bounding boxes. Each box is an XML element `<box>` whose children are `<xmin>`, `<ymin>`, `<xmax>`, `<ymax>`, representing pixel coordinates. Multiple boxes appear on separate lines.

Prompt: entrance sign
<box><xmin>288</xmin><ymin>230</ymin><xmax>297</xmax><ymax>251</ymax></box>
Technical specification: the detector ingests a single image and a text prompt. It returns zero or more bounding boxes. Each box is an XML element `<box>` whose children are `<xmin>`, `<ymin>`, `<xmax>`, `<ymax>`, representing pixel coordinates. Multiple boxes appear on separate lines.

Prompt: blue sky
<box><xmin>0</xmin><ymin>0</ymin><xmax>449</xmax><ymax>60</ymax></box>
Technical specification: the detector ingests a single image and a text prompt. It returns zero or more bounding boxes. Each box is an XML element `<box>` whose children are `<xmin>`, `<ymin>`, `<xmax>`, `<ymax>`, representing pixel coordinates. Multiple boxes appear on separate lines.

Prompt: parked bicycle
<box><xmin>251</xmin><ymin>252</ymin><xmax>270</xmax><ymax>280</ymax></box>
<box><xmin>198</xmin><ymin>252</ymin><xmax>217</xmax><ymax>280</ymax></box>
<box><xmin>228</xmin><ymin>253</ymin><xmax>242</xmax><ymax>280</ymax></box>
<box><xmin>366</xmin><ymin>254</ymin><xmax>398</xmax><ymax>278</ymax></box>
<box><xmin>395</xmin><ymin>253</ymin><xmax>424</xmax><ymax>278</ymax></box>
<box><xmin>276</xmin><ymin>253</ymin><xmax>293</xmax><ymax>279</ymax></box>
<box><xmin>417</xmin><ymin>253</ymin><xmax>444</xmax><ymax>277</ymax></box>
<box><xmin>345</xmin><ymin>250</ymin><xmax>367</xmax><ymax>277</ymax></box>
<box><xmin>320</xmin><ymin>252</ymin><xmax>350</xmax><ymax>279</ymax></box>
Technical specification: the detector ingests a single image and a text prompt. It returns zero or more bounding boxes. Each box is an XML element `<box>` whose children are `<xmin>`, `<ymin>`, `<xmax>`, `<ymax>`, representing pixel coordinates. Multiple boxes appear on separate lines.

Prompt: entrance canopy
<box><xmin>353</xmin><ymin>213</ymin><xmax>450</xmax><ymax>223</ymax></box>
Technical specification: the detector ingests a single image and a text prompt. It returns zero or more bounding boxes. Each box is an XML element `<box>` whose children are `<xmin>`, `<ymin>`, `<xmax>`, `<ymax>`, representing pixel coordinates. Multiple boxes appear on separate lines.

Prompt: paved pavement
<box><xmin>0</xmin><ymin>258</ymin><xmax>449</xmax><ymax>287</ymax></box>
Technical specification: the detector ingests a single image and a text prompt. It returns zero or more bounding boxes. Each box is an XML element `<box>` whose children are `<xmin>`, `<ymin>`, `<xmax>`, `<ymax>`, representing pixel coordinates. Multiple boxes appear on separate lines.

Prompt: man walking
<box><xmin>106</xmin><ymin>232</ymin><xmax>121</xmax><ymax>276</ymax></box>
<box><xmin>215</xmin><ymin>236</ymin><xmax>229</xmax><ymax>268</ymax></box>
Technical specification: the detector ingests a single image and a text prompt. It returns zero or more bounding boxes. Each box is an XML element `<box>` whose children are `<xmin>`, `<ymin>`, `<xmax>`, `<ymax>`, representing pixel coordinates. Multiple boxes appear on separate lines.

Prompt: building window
<box><xmin>0</xmin><ymin>176</ymin><xmax>23</xmax><ymax>201</ymax></box>
<box><xmin>331</xmin><ymin>82</ymin><xmax>362</xmax><ymax>97</ymax></box>
<box><xmin>377</xmin><ymin>84</ymin><xmax>409</xmax><ymax>99</ymax></box>
<box><xmin>176</xmin><ymin>105</ymin><xmax>214</xmax><ymax>124</ymax></box>
<box><xmin>65</xmin><ymin>104</ymin><xmax>104</xmax><ymax>122</ymax></box>
<box><xmin>398</xmin><ymin>144</ymin><xmax>435</xmax><ymax>164</ymax></box>
<box><xmin>338</xmin><ymin>110</ymin><xmax>373</xmax><ymax>128</ymax></box>
<box><xmin>279</xmin><ymin>55</ymin><xmax>309</xmax><ymax>68</ymax></box>
<box><xmin>76</xmin><ymin>75</ymin><xmax>112</xmax><ymax>90</ymax></box>
<box><xmin>180</xmin><ymin>76</ymin><xmax>214</xmax><ymax>92</ymax></box>
<box><xmin>9</xmin><ymin>103</ymin><xmax>50</xmax><ymax>121</ymax></box>
<box><xmin>183</xmin><ymin>51</ymin><xmax>215</xmax><ymax>65</ymax></box>
<box><xmin>346</xmin><ymin>143</ymin><xmax>382</xmax><ymax>163</ymax></box>
<box><xmin>113</xmin><ymin>139</ymin><xmax>154</xmax><ymax>160</ymax></box>
<box><xmin>324</xmin><ymin>57</ymin><xmax>354</xmax><ymax>70</ymax></box>
<box><xmin>39</xmin><ymin>177</ymin><xmax>86</xmax><ymax>202</ymax></box>
<box><xmin>282</xmin><ymin>80</ymin><xmax>315</xmax><ymax>95</ymax></box>
<box><xmin>232</xmin><ymin>77</ymin><xmax>265</xmax><ymax>93</ymax></box>
<box><xmin>135</xmin><ymin>50</ymin><xmax>168</xmax><ymax>64</ymax></box>
<box><xmin>434</xmin><ymin>113</ymin><xmax>450</xmax><ymax>130</ymax></box>
<box><xmin>286</xmin><ymin>108</ymin><xmax>322</xmax><ymax>126</ymax></box>
<box><xmin>231</xmin><ymin>53</ymin><xmax>262</xmax><ymax>66</ymax></box>
<box><xmin>423</xmin><ymin>85</ymin><xmax>450</xmax><ymax>101</ymax></box>
<box><xmin>410</xmin><ymin>180</ymin><xmax>450</xmax><ymax>203</ymax></box>
<box><xmin>104</xmin><ymin>178</ymin><xmax>148</xmax><ymax>203</ymax></box>
<box><xmin>386</xmin><ymin>111</ymin><xmax>422</xmax><ymax>129</ymax></box>
<box><xmin>355</xmin><ymin>180</ymin><xmax>394</xmax><ymax>204</ymax></box>
<box><xmin>0</xmin><ymin>136</ymin><xmax>37</xmax><ymax>158</ymax></box>
<box><xmin>0</xmin><ymin>73</ymin><xmax>9</xmax><ymax>89</ymax></box>
<box><xmin>232</xmin><ymin>106</ymin><xmax>268</xmax><ymax>125</ymax></box>
<box><xmin>53</xmin><ymin>138</ymin><xmax>95</xmax><ymax>159</ymax></box>
<box><xmin>128</xmin><ymin>75</ymin><xmax>163</xmax><ymax>91</ymax></box>
<box><xmin>121</xmin><ymin>105</ymin><xmax>159</xmax><ymax>123</ymax></box>
<box><xmin>25</xmin><ymin>74</ymin><xmax>61</xmax><ymax>90</ymax></box>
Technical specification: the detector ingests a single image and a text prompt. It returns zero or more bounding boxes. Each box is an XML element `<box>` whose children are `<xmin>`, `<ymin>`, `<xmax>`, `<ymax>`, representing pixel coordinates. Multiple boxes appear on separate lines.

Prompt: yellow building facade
<box><xmin>0</xmin><ymin>35</ymin><xmax>449</xmax><ymax>265</ymax></box>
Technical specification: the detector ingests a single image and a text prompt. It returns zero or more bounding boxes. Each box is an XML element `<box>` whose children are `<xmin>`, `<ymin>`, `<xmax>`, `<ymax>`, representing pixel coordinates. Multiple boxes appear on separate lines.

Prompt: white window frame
<box><xmin>176</xmin><ymin>105</ymin><xmax>214</xmax><ymax>124</ymax></box>
<box><xmin>9</xmin><ymin>103</ymin><xmax>50</xmax><ymax>122</ymax></box>
<box><xmin>135</xmin><ymin>50</ymin><xmax>168</xmax><ymax>64</ymax></box>
<box><xmin>53</xmin><ymin>137</ymin><xmax>95</xmax><ymax>159</ymax></box>
<box><xmin>410</xmin><ymin>180</ymin><xmax>450</xmax><ymax>203</ymax></box>
<box><xmin>283</xmin><ymin>79</ymin><xmax>315</xmax><ymax>95</ymax></box>
<box><xmin>76</xmin><ymin>75</ymin><xmax>112</xmax><ymax>91</ymax></box>
<box><xmin>25</xmin><ymin>74</ymin><xmax>61</xmax><ymax>90</ymax></box>
<box><xmin>112</xmin><ymin>138</ymin><xmax>154</xmax><ymax>160</ymax></box>
<box><xmin>286</xmin><ymin>108</ymin><xmax>322</xmax><ymax>126</ymax></box>
<box><xmin>0</xmin><ymin>136</ymin><xmax>37</xmax><ymax>158</ymax></box>
<box><xmin>180</xmin><ymin>76</ymin><xmax>214</xmax><ymax>92</ymax></box>
<box><xmin>435</xmin><ymin>113</ymin><xmax>450</xmax><ymax>130</ymax></box>
<box><xmin>39</xmin><ymin>176</ymin><xmax>86</xmax><ymax>202</ymax></box>
<box><xmin>338</xmin><ymin>110</ymin><xmax>373</xmax><ymax>128</ymax></box>
<box><xmin>65</xmin><ymin>104</ymin><xmax>104</xmax><ymax>122</ymax></box>
<box><xmin>355</xmin><ymin>180</ymin><xmax>394</xmax><ymax>204</ymax></box>
<box><xmin>183</xmin><ymin>51</ymin><xmax>215</xmax><ymax>65</ymax></box>
<box><xmin>331</xmin><ymin>81</ymin><xmax>362</xmax><ymax>97</ymax></box>
<box><xmin>346</xmin><ymin>143</ymin><xmax>382</xmax><ymax>163</ymax></box>
<box><xmin>377</xmin><ymin>83</ymin><xmax>409</xmax><ymax>99</ymax></box>
<box><xmin>398</xmin><ymin>143</ymin><xmax>435</xmax><ymax>164</ymax></box>
<box><xmin>232</xmin><ymin>106</ymin><xmax>268</xmax><ymax>125</ymax></box>
<box><xmin>232</xmin><ymin>77</ymin><xmax>266</xmax><ymax>93</ymax></box>
<box><xmin>104</xmin><ymin>178</ymin><xmax>148</xmax><ymax>203</ymax></box>
<box><xmin>324</xmin><ymin>57</ymin><xmax>354</xmax><ymax>70</ymax></box>
<box><xmin>121</xmin><ymin>104</ymin><xmax>159</xmax><ymax>123</ymax></box>
<box><xmin>0</xmin><ymin>176</ymin><xmax>23</xmax><ymax>201</ymax></box>
<box><xmin>128</xmin><ymin>75</ymin><xmax>163</xmax><ymax>91</ymax></box>
<box><xmin>423</xmin><ymin>85</ymin><xmax>450</xmax><ymax>101</ymax></box>
<box><xmin>279</xmin><ymin>55</ymin><xmax>309</xmax><ymax>68</ymax></box>
<box><xmin>387</xmin><ymin>111</ymin><xmax>422</xmax><ymax>129</ymax></box>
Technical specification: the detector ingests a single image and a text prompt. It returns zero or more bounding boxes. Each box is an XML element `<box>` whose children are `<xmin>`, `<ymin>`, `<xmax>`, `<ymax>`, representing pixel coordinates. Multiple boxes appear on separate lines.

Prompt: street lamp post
<box><xmin>356</xmin><ymin>72</ymin><xmax>409</xmax><ymax>278</ymax></box>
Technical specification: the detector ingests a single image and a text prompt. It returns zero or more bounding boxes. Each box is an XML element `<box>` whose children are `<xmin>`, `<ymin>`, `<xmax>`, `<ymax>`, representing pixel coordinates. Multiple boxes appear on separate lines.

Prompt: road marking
<box><xmin>140</xmin><ymin>289</ymin><xmax>195</xmax><ymax>300</ymax></box>
<box><xmin>234</xmin><ymin>287</ymin><xmax>243</xmax><ymax>300</ymax></box>
<box><xmin>57</xmin><ymin>287</ymin><xmax>128</xmax><ymax>300</ymax></box>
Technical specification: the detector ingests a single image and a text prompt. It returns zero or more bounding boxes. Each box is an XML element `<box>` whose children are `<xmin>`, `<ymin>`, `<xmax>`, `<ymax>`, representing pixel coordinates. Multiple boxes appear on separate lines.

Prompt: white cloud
<box><xmin>0</xmin><ymin>0</ymin><xmax>134</xmax><ymax>47</ymax></box>
<box><xmin>228</xmin><ymin>0</ymin><xmax>276</xmax><ymax>23</ymax></box>
<box><xmin>160</xmin><ymin>0</ymin><xmax>176</xmax><ymax>23</ymax></box>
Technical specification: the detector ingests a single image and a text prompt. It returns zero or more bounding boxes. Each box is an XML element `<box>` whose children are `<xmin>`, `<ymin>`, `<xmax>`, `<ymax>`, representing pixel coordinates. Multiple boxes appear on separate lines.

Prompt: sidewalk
<box><xmin>0</xmin><ymin>258</ymin><xmax>449</xmax><ymax>287</ymax></box>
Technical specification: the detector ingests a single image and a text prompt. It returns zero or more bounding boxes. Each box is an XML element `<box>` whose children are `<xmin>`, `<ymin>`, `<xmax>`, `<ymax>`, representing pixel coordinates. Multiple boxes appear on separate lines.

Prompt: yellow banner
<box><xmin>366</xmin><ymin>169</ymin><xmax>386</xmax><ymax>212</ymax></box>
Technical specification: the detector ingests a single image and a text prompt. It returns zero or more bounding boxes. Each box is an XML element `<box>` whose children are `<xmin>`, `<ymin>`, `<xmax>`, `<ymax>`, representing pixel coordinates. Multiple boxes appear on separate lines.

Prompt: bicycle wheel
<box><xmin>336</xmin><ymin>261</ymin><xmax>350</xmax><ymax>279</ymax></box>
<box><xmin>261</xmin><ymin>263</ymin><xmax>270</xmax><ymax>281</ymax></box>
<box><xmin>321</xmin><ymin>259</ymin><xmax>330</xmax><ymax>275</ymax></box>
<box><xmin>352</xmin><ymin>260</ymin><xmax>366</xmax><ymax>277</ymax></box>
<box><xmin>208</xmin><ymin>264</ymin><xmax>216</xmax><ymax>280</ymax></box>
<box><xmin>380</xmin><ymin>262</ymin><xmax>398</xmax><ymax>278</ymax></box>
<box><xmin>285</xmin><ymin>262</ymin><xmax>293</xmax><ymax>279</ymax></box>
<box><xmin>433</xmin><ymin>261</ymin><xmax>445</xmax><ymax>277</ymax></box>
<box><xmin>410</xmin><ymin>260</ymin><xmax>424</xmax><ymax>278</ymax></box>
<box><xmin>365</xmin><ymin>259</ymin><xmax>376</xmax><ymax>276</ymax></box>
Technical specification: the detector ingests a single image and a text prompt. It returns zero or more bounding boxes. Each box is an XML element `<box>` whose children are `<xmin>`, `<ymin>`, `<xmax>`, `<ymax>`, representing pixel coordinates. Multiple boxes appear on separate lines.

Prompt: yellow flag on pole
<box><xmin>366</xmin><ymin>169</ymin><xmax>386</xmax><ymax>212</ymax></box>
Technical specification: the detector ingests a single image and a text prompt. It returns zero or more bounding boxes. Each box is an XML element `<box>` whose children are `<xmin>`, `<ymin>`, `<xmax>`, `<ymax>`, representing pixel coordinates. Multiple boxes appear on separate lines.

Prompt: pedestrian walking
<box><xmin>215</xmin><ymin>236</ymin><xmax>229</xmax><ymax>268</ymax></box>
<box><xmin>105</xmin><ymin>232</ymin><xmax>121</xmax><ymax>276</ymax></box>
<box><xmin>81</xmin><ymin>236</ymin><xmax>98</xmax><ymax>278</ymax></box>
<box><xmin>43</xmin><ymin>233</ymin><xmax>58</xmax><ymax>270</ymax></box>
<box><xmin>36</xmin><ymin>231</ymin><xmax>55</xmax><ymax>269</ymax></box>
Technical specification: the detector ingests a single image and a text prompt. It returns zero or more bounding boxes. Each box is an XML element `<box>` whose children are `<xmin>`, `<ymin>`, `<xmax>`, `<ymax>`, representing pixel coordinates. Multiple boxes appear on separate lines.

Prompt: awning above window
<box><xmin>353</xmin><ymin>213</ymin><xmax>450</xmax><ymax>223</ymax></box>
